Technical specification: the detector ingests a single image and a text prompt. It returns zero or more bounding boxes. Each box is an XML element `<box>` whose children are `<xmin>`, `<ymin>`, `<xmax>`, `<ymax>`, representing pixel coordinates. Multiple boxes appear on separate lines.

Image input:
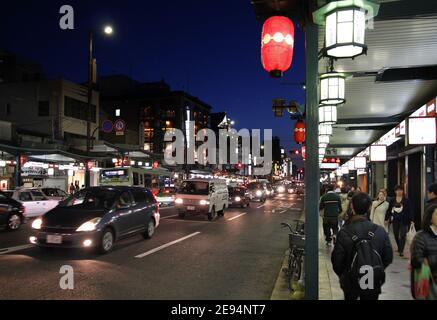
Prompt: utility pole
<box><xmin>304</xmin><ymin>20</ymin><xmax>319</xmax><ymax>300</ymax></box>
<box><xmin>85</xmin><ymin>31</ymin><xmax>93</xmax><ymax>188</ymax></box>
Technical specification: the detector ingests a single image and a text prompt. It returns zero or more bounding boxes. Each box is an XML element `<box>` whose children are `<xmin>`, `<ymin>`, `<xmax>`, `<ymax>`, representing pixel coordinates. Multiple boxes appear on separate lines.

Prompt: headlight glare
<box><xmin>32</xmin><ymin>218</ymin><xmax>43</xmax><ymax>230</ymax></box>
<box><xmin>76</xmin><ymin>218</ymin><xmax>101</xmax><ymax>232</ymax></box>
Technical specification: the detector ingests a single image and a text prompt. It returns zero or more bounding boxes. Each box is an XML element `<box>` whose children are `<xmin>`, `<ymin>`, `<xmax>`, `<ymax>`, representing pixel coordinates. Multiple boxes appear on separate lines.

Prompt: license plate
<box><xmin>46</xmin><ymin>235</ymin><xmax>62</xmax><ymax>244</ymax></box>
<box><xmin>187</xmin><ymin>206</ymin><xmax>195</xmax><ymax>211</ymax></box>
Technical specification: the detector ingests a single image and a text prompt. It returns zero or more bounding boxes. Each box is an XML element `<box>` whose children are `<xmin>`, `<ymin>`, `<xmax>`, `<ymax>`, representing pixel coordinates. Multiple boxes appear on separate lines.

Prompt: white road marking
<box><xmin>256</xmin><ymin>204</ymin><xmax>266</xmax><ymax>208</ymax></box>
<box><xmin>227</xmin><ymin>213</ymin><xmax>247</xmax><ymax>221</ymax></box>
<box><xmin>161</xmin><ymin>214</ymin><xmax>179</xmax><ymax>219</ymax></box>
<box><xmin>135</xmin><ymin>232</ymin><xmax>201</xmax><ymax>258</ymax></box>
<box><xmin>290</xmin><ymin>208</ymin><xmax>302</xmax><ymax>211</ymax></box>
<box><xmin>280</xmin><ymin>210</ymin><xmax>288</xmax><ymax>214</ymax></box>
<box><xmin>0</xmin><ymin>244</ymin><xmax>34</xmax><ymax>255</ymax></box>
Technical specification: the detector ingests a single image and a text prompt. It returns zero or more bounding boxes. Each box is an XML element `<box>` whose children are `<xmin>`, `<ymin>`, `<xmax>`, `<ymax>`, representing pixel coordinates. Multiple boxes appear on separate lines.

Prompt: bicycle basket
<box><xmin>289</xmin><ymin>232</ymin><xmax>305</xmax><ymax>249</ymax></box>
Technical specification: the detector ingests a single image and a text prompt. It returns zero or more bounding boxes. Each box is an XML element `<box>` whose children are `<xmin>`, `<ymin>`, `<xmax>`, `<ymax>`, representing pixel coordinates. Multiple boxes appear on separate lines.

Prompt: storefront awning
<box><xmin>29</xmin><ymin>154</ymin><xmax>77</xmax><ymax>163</ymax></box>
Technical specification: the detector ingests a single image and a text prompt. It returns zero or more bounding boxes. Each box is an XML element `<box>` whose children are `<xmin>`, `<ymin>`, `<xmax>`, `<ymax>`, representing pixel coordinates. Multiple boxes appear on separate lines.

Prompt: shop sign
<box><xmin>22</xmin><ymin>167</ymin><xmax>48</xmax><ymax>177</ymax></box>
<box><xmin>370</xmin><ymin>145</ymin><xmax>387</xmax><ymax>162</ymax></box>
<box><xmin>408</xmin><ymin>117</ymin><xmax>437</xmax><ymax>145</ymax></box>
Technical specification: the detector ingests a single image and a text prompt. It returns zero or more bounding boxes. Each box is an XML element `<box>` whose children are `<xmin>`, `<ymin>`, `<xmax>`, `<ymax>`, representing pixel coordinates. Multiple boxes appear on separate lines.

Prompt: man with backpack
<box><xmin>331</xmin><ymin>192</ymin><xmax>393</xmax><ymax>300</ymax></box>
<box><xmin>320</xmin><ymin>184</ymin><xmax>342</xmax><ymax>246</ymax></box>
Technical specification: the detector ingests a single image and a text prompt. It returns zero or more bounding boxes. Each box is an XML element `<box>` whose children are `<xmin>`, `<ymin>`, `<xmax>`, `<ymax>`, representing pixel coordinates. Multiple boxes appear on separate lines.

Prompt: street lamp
<box><xmin>319</xmin><ymin>105</ymin><xmax>338</xmax><ymax>124</ymax></box>
<box><xmin>85</xmin><ymin>24</ymin><xmax>114</xmax><ymax>187</ymax></box>
<box><xmin>320</xmin><ymin>71</ymin><xmax>346</xmax><ymax>105</ymax></box>
<box><xmin>313</xmin><ymin>0</ymin><xmax>380</xmax><ymax>59</ymax></box>
<box><xmin>319</xmin><ymin>123</ymin><xmax>333</xmax><ymax>136</ymax></box>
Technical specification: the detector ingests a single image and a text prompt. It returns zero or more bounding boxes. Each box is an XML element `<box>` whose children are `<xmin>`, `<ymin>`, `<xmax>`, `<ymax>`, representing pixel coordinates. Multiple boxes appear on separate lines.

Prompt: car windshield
<box><xmin>60</xmin><ymin>189</ymin><xmax>118</xmax><ymax>210</ymax></box>
<box><xmin>229</xmin><ymin>188</ymin><xmax>245</xmax><ymax>196</ymax></box>
<box><xmin>178</xmin><ymin>181</ymin><xmax>209</xmax><ymax>195</ymax></box>
<box><xmin>247</xmin><ymin>183</ymin><xmax>262</xmax><ymax>190</ymax></box>
<box><xmin>30</xmin><ymin>190</ymin><xmax>47</xmax><ymax>201</ymax></box>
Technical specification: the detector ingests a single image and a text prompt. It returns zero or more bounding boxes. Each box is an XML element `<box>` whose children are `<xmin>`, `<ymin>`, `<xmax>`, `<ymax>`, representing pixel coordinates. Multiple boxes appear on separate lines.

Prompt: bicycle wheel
<box><xmin>288</xmin><ymin>252</ymin><xmax>303</xmax><ymax>291</ymax></box>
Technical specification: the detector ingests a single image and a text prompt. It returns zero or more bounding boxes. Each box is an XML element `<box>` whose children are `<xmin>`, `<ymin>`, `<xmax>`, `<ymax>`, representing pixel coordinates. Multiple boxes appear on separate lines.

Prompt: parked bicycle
<box><xmin>281</xmin><ymin>219</ymin><xmax>305</xmax><ymax>292</ymax></box>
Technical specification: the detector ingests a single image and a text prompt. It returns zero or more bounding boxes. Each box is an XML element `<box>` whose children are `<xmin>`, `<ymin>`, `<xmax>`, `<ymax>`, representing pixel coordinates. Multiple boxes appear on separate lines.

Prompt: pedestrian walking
<box><xmin>410</xmin><ymin>204</ymin><xmax>437</xmax><ymax>300</ymax></box>
<box><xmin>320</xmin><ymin>184</ymin><xmax>342</xmax><ymax>246</ymax></box>
<box><xmin>74</xmin><ymin>181</ymin><xmax>80</xmax><ymax>192</ymax></box>
<box><xmin>370</xmin><ymin>190</ymin><xmax>389</xmax><ymax>231</ymax></box>
<box><xmin>425</xmin><ymin>183</ymin><xmax>437</xmax><ymax>212</ymax></box>
<box><xmin>332</xmin><ymin>192</ymin><xmax>393</xmax><ymax>300</ymax></box>
<box><xmin>339</xmin><ymin>187</ymin><xmax>349</xmax><ymax>226</ymax></box>
<box><xmin>385</xmin><ymin>185</ymin><xmax>414</xmax><ymax>257</ymax></box>
<box><xmin>69</xmin><ymin>182</ymin><xmax>75</xmax><ymax>194</ymax></box>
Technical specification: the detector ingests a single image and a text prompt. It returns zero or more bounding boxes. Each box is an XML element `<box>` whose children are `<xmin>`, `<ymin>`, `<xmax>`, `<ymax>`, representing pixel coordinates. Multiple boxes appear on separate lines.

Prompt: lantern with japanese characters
<box><xmin>261</xmin><ymin>16</ymin><xmax>295</xmax><ymax>78</ymax></box>
<box><xmin>294</xmin><ymin>120</ymin><xmax>306</xmax><ymax>144</ymax></box>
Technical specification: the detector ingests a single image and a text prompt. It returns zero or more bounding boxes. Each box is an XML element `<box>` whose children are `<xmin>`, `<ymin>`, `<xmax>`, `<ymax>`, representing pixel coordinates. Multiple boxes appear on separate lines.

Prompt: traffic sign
<box><xmin>114</xmin><ymin>119</ymin><xmax>126</xmax><ymax>132</ymax></box>
<box><xmin>102</xmin><ymin>120</ymin><xmax>114</xmax><ymax>133</ymax></box>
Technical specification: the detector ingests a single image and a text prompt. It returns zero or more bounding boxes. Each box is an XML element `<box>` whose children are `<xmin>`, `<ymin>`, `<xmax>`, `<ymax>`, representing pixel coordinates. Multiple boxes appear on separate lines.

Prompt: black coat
<box><xmin>331</xmin><ymin>216</ymin><xmax>393</xmax><ymax>294</ymax></box>
<box><xmin>411</xmin><ymin>229</ymin><xmax>437</xmax><ymax>282</ymax></box>
<box><xmin>385</xmin><ymin>197</ymin><xmax>414</xmax><ymax>226</ymax></box>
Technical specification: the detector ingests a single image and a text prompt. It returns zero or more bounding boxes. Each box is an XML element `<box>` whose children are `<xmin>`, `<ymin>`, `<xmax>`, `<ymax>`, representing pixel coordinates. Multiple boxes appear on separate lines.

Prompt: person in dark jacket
<box><xmin>332</xmin><ymin>192</ymin><xmax>393</xmax><ymax>300</ymax></box>
<box><xmin>411</xmin><ymin>204</ymin><xmax>437</xmax><ymax>299</ymax></box>
<box><xmin>385</xmin><ymin>185</ymin><xmax>414</xmax><ymax>257</ymax></box>
<box><xmin>320</xmin><ymin>184</ymin><xmax>342</xmax><ymax>246</ymax></box>
<box><xmin>425</xmin><ymin>183</ymin><xmax>437</xmax><ymax>212</ymax></box>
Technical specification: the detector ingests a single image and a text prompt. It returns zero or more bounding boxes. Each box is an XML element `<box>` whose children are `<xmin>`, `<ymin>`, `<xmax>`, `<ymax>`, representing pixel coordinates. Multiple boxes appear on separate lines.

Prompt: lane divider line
<box><xmin>0</xmin><ymin>244</ymin><xmax>34</xmax><ymax>255</ymax></box>
<box><xmin>227</xmin><ymin>213</ymin><xmax>247</xmax><ymax>221</ymax></box>
<box><xmin>256</xmin><ymin>204</ymin><xmax>266</xmax><ymax>209</ymax></box>
<box><xmin>161</xmin><ymin>214</ymin><xmax>179</xmax><ymax>220</ymax></box>
<box><xmin>134</xmin><ymin>232</ymin><xmax>201</xmax><ymax>259</ymax></box>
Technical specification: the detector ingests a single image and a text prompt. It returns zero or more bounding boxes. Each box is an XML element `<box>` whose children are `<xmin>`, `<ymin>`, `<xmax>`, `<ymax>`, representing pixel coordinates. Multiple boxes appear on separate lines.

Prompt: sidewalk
<box><xmin>319</xmin><ymin>218</ymin><xmax>413</xmax><ymax>300</ymax></box>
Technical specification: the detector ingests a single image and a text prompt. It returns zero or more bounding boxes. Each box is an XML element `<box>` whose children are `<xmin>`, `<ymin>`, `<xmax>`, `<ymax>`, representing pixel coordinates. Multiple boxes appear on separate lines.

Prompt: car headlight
<box><xmin>199</xmin><ymin>200</ymin><xmax>210</xmax><ymax>206</ymax></box>
<box><xmin>266</xmin><ymin>190</ymin><xmax>271</xmax><ymax>195</ymax></box>
<box><xmin>278</xmin><ymin>186</ymin><xmax>285</xmax><ymax>193</ymax></box>
<box><xmin>175</xmin><ymin>198</ymin><xmax>183</xmax><ymax>204</ymax></box>
<box><xmin>235</xmin><ymin>196</ymin><xmax>241</xmax><ymax>202</ymax></box>
<box><xmin>256</xmin><ymin>190</ymin><xmax>262</xmax><ymax>197</ymax></box>
<box><xmin>32</xmin><ymin>218</ymin><xmax>43</xmax><ymax>230</ymax></box>
<box><xmin>76</xmin><ymin>218</ymin><xmax>101</xmax><ymax>232</ymax></box>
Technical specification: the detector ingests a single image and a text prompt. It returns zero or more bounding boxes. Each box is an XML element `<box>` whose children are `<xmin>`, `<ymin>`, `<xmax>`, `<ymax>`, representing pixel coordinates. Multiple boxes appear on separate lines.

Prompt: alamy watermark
<box><xmin>164</xmin><ymin>122</ymin><xmax>273</xmax><ymax>176</ymax></box>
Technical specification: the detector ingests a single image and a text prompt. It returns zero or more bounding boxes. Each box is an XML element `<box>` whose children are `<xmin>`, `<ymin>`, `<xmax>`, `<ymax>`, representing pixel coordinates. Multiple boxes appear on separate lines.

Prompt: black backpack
<box><xmin>344</xmin><ymin>224</ymin><xmax>386</xmax><ymax>293</ymax></box>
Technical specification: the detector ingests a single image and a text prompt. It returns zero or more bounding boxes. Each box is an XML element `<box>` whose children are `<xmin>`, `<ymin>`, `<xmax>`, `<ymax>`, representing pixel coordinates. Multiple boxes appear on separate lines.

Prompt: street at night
<box><xmin>0</xmin><ymin>193</ymin><xmax>303</xmax><ymax>300</ymax></box>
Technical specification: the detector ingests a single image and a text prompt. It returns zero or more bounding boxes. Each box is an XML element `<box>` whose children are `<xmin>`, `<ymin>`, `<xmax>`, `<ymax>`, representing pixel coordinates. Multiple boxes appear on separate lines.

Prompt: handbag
<box><xmin>413</xmin><ymin>259</ymin><xmax>437</xmax><ymax>300</ymax></box>
<box><xmin>406</xmin><ymin>223</ymin><xmax>417</xmax><ymax>243</ymax></box>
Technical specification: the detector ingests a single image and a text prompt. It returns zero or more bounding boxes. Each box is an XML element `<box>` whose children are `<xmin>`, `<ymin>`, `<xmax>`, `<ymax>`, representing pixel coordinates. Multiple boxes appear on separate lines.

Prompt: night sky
<box><xmin>1</xmin><ymin>0</ymin><xmax>306</xmax><ymax>159</ymax></box>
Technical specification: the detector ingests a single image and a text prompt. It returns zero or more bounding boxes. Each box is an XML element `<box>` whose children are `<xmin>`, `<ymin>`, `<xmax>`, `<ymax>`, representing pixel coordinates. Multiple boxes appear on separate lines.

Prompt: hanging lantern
<box><xmin>319</xmin><ymin>142</ymin><xmax>328</xmax><ymax>149</ymax></box>
<box><xmin>320</xmin><ymin>72</ymin><xmax>346</xmax><ymax>105</ymax></box>
<box><xmin>319</xmin><ymin>147</ymin><xmax>326</xmax><ymax>156</ymax></box>
<box><xmin>319</xmin><ymin>134</ymin><xmax>330</xmax><ymax>145</ymax></box>
<box><xmin>319</xmin><ymin>105</ymin><xmax>338</xmax><ymax>124</ymax></box>
<box><xmin>294</xmin><ymin>120</ymin><xmax>306</xmax><ymax>144</ymax></box>
<box><xmin>261</xmin><ymin>16</ymin><xmax>295</xmax><ymax>78</ymax></box>
<box><xmin>319</xmin><ymin>123</ymin><xmax>333</xmax><ymax>136</ymax></box>
<box><xmin>313</xmin><ymin>0</ymin><xmax>380</xmax><ymax>59</ymax></box>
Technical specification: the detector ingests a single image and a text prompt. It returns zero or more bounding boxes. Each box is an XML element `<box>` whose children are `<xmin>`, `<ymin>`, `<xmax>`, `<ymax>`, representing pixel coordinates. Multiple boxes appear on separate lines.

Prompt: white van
<box><xmin>175</xmin><ymin>179</ymin><xmax>229</xmax><ymax>221</ymax></box>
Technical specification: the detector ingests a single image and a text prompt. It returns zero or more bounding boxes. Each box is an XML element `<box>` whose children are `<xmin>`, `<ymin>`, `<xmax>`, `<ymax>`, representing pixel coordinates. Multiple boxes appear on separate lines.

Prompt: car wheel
<box><xmin>97</xmin><ymin>228</ymin><xmax>114</xmax><ymax>254</ymax></box>
<box><xmin>143</xmin><ymin>219</ymin><xmax>155</xmax><ymax>239</ymax></box>
<box><xmin>6</xmin><ymin>214</ymin><xmax>22</xmax><ymax>231</ymax></box>
<box><xmin>178</xmin><ymin>212</ymin><xmax>186</xmax><ymax>219</ymax></box>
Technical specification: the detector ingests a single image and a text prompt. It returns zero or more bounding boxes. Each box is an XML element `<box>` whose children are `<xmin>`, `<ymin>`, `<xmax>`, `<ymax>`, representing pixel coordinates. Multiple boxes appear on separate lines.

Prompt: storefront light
<box><xmin>0</xmin><ymin>160</ymin><xmax>5</xmax><ymax>167</ymax></box>
<box><xmin>313</xmin><ymin>1</ymin><xmax>380</xmax><ymax>59</ymax></box>
<box><xmin>319</xmin><ymin>105</ymin><xmax>338</xmax><ymax>124</ymax></box>
<box><xmin>48</xmin><ymin>168</ymin><xmax>54</xmax><ymax>176</ymax></box>
<box><xmin>68</xmin><ymin>170</ymin><xmax>74</xmax><ymax>177</ymax></box>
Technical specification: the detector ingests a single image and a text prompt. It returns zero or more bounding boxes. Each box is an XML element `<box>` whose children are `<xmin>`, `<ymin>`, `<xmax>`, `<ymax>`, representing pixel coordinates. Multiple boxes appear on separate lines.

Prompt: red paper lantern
<box><xmin>294</xmin><ymin>120</ymin><xmax>306</xmax><ymax>144</ymax></box>
<box><xmin>261</xmin><ymin>16</ymin><xmax>295</xmax><ymax>78</ymax></box>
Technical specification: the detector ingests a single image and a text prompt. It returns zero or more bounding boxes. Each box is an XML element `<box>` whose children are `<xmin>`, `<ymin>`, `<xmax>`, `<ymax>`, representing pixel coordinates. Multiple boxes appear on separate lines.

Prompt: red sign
<box><xmin>114</xmin><ymin>119</ymin><xmax>126</xmax><ymax>132</ymax></box>
<box><xmin>153</xmin><ymin>161</ymin><xmax>159</xmax><ymax>169</ymax></box>
<box><xmin>301</xmin><ymin>146</ymin><xmax>306</xmax><ymax>159</ymax></box>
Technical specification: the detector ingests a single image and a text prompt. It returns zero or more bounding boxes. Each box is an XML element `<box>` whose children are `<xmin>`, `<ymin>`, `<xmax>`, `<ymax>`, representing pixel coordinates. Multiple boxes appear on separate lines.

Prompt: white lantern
<box><xmin>320</xmin><ymin>73</ymin><xmax>345</xmax><ymax>105</ymax></box>
<box><xmin>319</xmin><ymin>123</ymin><xmax>333</xmax><ymax>136</ymax></box>
<box><xmin>319</xmin><ymin>142</ymin><xmax>328</xmax><ymax>149</ymax></box>
<box><xmin>319</xmin><ymin>105</ymin><xmax>338</xmax><ymax>124</ymax></box>
<box><xmin>313</xmin><ymin>0</ymin><xmax>379</xmax><ymax>59</ymax></box>
<box><xmin>319</xmin><ymin>134</ymin><xmax>330</xmax><ymax>145</ymax></box>
<box><xmin>319</xmin><ymin>147</ymin><xmax>326</xmax><ymax>156</ymax></box>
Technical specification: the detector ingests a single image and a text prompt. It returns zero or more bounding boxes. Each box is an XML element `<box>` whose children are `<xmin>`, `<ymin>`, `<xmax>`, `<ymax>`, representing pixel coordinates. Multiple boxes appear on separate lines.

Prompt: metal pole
<box><xmin>85</xmin><ymin>31</ymin><xmax>93</xmax><ymax>188</ymax></box>
<box><xmin>304</xmin><ymin>21</ymin><xmax>319</xmax><ymax>300</ymax></box>
<box><xmin>14</xmin><ymin>153</ymin><xmax>21</xmax><ymax>188</ymax></box>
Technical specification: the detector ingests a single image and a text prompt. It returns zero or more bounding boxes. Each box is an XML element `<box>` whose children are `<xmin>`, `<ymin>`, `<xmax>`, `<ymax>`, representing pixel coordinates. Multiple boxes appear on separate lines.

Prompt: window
<box><xmin>31</xmin><ymin>190</ymin><xmax>46</xmax><ymax>201</ymax></box>
<box><xmin>139</xmin><ymin>174</ymin><xmax>144</xmax><ymax>186</ymax></box>
<box><xmin>6</xmin><ymin>103</ymin><xmax>11</xmax><ymax>116</ymax></box>
<box><xmin>64</xmin><ymin>96</ymin><xmax>96</xmax><ymax>123</ymax></box>
<box><xmin>38</xmin><ymin>101</ymin><xmax>50</xmax><ymax>117</ymax></box>
<box><xmin>133</xmin><ymin>172</ymin><xmax>139</xmax><ymax>186</ymax></box>
<box><xmin>132</xmin><ymin>190</ymin><xmax>147</xmax><ymax>203</ymax></box>
<box><xmin>115</xmin><ymin>109</ymin><xmax>121</xmax><ymax>117</ymax></box>
<box><xmin>117</xmin><ymin>192</ymin><xmax>132</xmax><ymax>208</ymax></box>
<box><xmin>19</xmin><ymin>192</ymin><xmax>32</xmax><ymax>202</ymax></box>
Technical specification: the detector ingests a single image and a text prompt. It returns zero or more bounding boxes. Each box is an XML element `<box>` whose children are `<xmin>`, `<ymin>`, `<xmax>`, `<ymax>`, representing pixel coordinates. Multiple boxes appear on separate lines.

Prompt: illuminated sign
<box><xmin>320</xmin><ymin>163</ymin><xmax>339</xmax><ymax>169</ymax></box>
<box><xmin>370</xmin><ymin>145</ymin><xmax>387</xmax><ymax>162</ymax></box>
<box><xmin>354</xmin><ymin>157</ymin><xmax>367</xmax><ymax>169</ymax></box>
<box><xmin>408</xmin><ymin>117</ymin><xmax>437</xmax><ymax>145</ymax></box>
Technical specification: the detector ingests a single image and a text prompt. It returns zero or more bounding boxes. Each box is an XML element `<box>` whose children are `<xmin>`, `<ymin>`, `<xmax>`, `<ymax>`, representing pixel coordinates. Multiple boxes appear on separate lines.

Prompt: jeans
<box><xmin>323</xmin><ymin>217</ymin><xmax>339</xmax><ymax>242</ymax></box>
<box><xmin>392</xmin><ymin>220</ymin><xmax>408</xmax><ymax>254</ymax></box>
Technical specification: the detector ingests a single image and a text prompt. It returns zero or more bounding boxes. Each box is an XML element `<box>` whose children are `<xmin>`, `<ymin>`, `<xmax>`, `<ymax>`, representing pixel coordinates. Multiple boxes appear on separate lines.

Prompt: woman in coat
<box><xmin>371</xmin><ymin>191</ymin><xmax>389</xmax><ymax>231</ymax></box>
<box><xmin>385</xmin><ymin>185</ymin><xmax>414</xmax><ymax>257</ymax></box>
<box><xmin>411</xmin><ymin>204</ymin><xmax>437</xmax><ymax>299</ymax></box>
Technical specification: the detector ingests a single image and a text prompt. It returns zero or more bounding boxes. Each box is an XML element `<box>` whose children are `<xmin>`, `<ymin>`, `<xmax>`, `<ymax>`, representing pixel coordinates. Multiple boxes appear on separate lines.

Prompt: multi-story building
<box><xmin>99</xmin><ymin>75</ymin><xmax>212</xmax><ymax>158</ymax></box>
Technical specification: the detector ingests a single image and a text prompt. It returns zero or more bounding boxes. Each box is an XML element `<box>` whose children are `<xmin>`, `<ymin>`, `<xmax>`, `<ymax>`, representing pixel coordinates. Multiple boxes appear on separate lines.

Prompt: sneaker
<box><xmin>399</xmin><ymin>252</ymin><xmax>404</xmax><ymax>257</ymax></box>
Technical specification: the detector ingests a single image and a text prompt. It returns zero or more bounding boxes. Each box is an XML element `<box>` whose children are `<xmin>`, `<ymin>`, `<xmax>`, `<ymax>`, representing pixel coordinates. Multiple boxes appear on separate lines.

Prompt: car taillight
<box><xmin>19</xmin><ymin>206</ymin><xmax>25</xmax><ymax>213</ymax></box>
